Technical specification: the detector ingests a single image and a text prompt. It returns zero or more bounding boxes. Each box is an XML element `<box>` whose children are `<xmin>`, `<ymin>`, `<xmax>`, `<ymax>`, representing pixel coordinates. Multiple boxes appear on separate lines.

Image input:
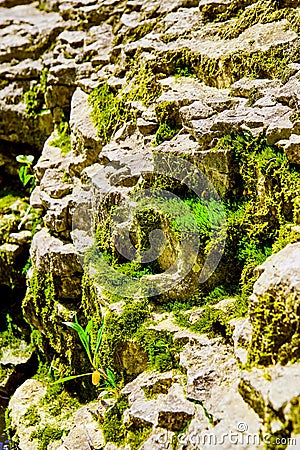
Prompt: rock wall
<box><xmin>0</xmin><ymin>0</ymin><xmax>300</xmax><ymax>449</ymax></box>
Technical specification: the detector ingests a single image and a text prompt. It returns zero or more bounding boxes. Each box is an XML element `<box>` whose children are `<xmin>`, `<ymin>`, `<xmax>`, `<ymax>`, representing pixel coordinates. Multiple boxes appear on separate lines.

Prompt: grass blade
<box><xmin>106</xmin><ymin>368</ymin><xmax>116</xmax><ymax>387</ymax></box>
<box><xmin>63</xmin><ymin>320</ymin><xmax>93</xmax><ymax>366</ymax></box>
<box><xmin>52</xmin><ymin>372</ymin><xmax>93</xmax><ymax>384</ymax></box>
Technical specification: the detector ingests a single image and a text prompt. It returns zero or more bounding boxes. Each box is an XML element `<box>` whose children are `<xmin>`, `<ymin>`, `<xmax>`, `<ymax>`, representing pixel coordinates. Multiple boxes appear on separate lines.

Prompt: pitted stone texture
<box><xmin>0</xmin><ymin>5</ymin><xmax>65</xmax><ymax>63</ymax></box>
<box><xmin>230</xmin><ymin>317</ymin><xmax>252</xmax><ymax>366</ymax></box>
<box><xmin>177</xmin><ymin>335</ymin><xmax>261</xmax><ymax>449</ymax></box>
<box><xmin>58</xmin><ymin>405</ymin><xmax>104</xmax><ymax>450</ymax></box>
<box><xmin>34</xmin><ymin>134</ymin><xmax>70</xmax><ymax>182</ymax></box>
<box><xmin>124</xmin><ymin>383</ymin><xmax>195</xmax><ymax>431</ymax></box>
<box><xmin>40</xmin><ymin>168</ymin><xmax>72</xmax><ymax>199</ymax></box>
<box><xmin>30</xmin><ymin>228</ymin><xmax>83</xmax><ymax>298</ymax></box>
<box><xmin>43</xmin><ymin>195</ymin><xmax>73</xmax><ymax>234</ymax></box>
<box><xmin>248</xmin><ymin>243</ymin><xmax>300</xmax><ymax>366</ymax></box>
<box><xmin>8</xmin><ymin>379</ymin><xmax>47</xmax><ymax>450</ymax></box>
<box><xmin>277</xmin><ymin>134</ymin><xmax>300</xmax><ymax>164</ymax></box>
<box><xmin>240</xmin><ymin>365</ymin><xmax>300</xmax><ymax>439</ymax></box>
<box><xmin>69</xmin><ymin>88</ymin><xmax>102</xmax><ymax>171</ymax></box>
<box><xmin>253</xmin><ymin>242</ymin><xmax>300</xmax><ymax>298</ymax></box>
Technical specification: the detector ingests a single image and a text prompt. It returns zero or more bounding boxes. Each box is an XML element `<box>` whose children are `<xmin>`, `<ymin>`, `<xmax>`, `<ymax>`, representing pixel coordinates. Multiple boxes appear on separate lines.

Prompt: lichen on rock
<box><xmin>0</xmin><ymin>0</ymin><xmax>300</xmax><ymax>448</ymax></box>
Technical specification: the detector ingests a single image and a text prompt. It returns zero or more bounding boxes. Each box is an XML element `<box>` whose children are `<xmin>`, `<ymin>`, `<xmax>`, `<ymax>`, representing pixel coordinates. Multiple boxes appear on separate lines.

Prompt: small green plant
<box><xmin>16</xmin><ymin>154</ymin><xmax>35</xmax><ymax>191</ymax></box>
<box><xmin>49</xmin><ymin>122</ymin><xmax>71</xmax><ymax>155</ymax></box>
<box><xmin>53</xmin><ymin>316</ymin><xmax>118</xmax><ymax>397</ymax></box>
<box><xmin>89</xmin><ymin>64</ymin><xmax>161</xmax><ymax>144</ymax></box>
<box><xmin>24</xmin><ymin>69</ymin><xmax>48</xmax><ymax>117</ymax></box>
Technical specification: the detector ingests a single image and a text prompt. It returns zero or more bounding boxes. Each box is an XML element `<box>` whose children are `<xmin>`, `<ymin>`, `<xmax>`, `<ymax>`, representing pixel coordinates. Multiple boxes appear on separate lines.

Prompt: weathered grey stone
<box><xmin>180</xmin><ymin>100</ymin><xmax>214</xmax><ymax>124</ymax></box>
<box><xmin>137</xmin><ymin>117</ymin><xmax>158</xmax><ymax>135</ymax></box>
<box><xmin>276</xmin><ymin>76</ymin><xmax>300</xmax><ymax>107</ymax></box>
<box><xmin>69</xmin><ymin>87</ymin><xmax>102</xmax><ymax>165</ymax></box>
<box><xmin>124</xmin><ymin>382</ymin><xmax>195</xmax><ymax>431</ymax></box>
<box><xmin>43</xmin><ymin>195</ymin><xmax>73</xmax><ymax>234</ymax></box>
<box><xmin>122</xmin><ymin>370</ymin><xmax>180</xmax><ymax>403</ymax></box>
<box><xmin>230</xmin><ymin>317</ymin><xmax>252</xmax><ymax>366</ymax></box>
<box><xmin>139</xmin><ymin>428</ymin><xmax>175</xmax><ymax>450</ymax></box>
<box><xmin>0</xmin><ymin>59</ymin><xmax>43</xmax><ymax>80</ymax></box>
<box><xmin>156</xmin><ymin>383</ymin><xmax>195</xmax><ymax>431</ymax></box>
<box><xmin>277</xmin><ymin>134</ymin><xmax>300</xmax><ymax>165</ymax></box>
<box><xmin>231</xmin><ymin>78</ymin><xmax>281</xmax><ymax>98</ymax></box>
<box><xmin>59</xmin><ymin>405</ymin><xmax>104</xmax><ymax>450</ymax></box>
<box><xmin>9</xmin><ymin>230</ymin><xmax>31</xmax><ymax>245</ymax></box>
<box><xmin>8</xmin><ymin>379</ymin><xmax>47</xmax><ymax>450</ymax></box>
<box><xmin>124</xmin><ymin>397</ymin><xmax>158</xmax><ymax>428</ymax></box>
<box><xmin>40</xmin><ymin>168</ymin><xmax>72</xmax><ymax>199</ymax></box>
<box><xmin>0</xmin><ymin>5</ymin><xmax>64</xmax><ymax>63</ymax></box>
<box><xmin>266</xmin><ymin>118</ymin><xmax>293</xmax><ymax>145</ymax></box>
<box><xmin>30</xmin><ymin>228</ymin><xmax>83</xmax><ymax>286</ymax></box>
<box><xmin>248</xmin><ymin>243</ymin><xmax>300</xmax><ymax>366</ymax></box>
<box><xmin>34</xmin><ymin>135</ymin><xmax>69</xmax><ymax>182</ymax></box>
<box><xmin>240</xmin><ymin>364</ymin><xmax>300</xmax><ymax>436</ymax></box>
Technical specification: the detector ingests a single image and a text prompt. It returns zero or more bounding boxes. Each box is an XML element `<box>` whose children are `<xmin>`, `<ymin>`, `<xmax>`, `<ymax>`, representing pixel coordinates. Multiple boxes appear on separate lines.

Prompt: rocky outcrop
<box><xmin>0</xmin><ymin>0</ymin><xmax>300</xmax><ymax>449</ymax></box>
<box><xmin>248</xmin><ymin>242</ymin><xmax>300</xmax><ymax>366</ymax></box>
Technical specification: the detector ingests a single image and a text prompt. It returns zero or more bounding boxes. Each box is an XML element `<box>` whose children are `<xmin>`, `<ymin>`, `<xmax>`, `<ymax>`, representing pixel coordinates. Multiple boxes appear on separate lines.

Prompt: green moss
<box><xmin>217</xmin><ymin>1</ymin><xmax>300</xmax><ymax>40</ymax></box>
<box><xmin>22</xmin><ymin>269</ymin><xmax>76</xmax><ymax>372</ymax></box>
<box><xmin>174</xmin><ymin>295</ymin><xmax>247</xmax><ymax>340</ymax></box>
<box><xmin>89</xmin><ymin>64</ymin><xmax>161</xmax><ymax>143</ymax></box>
<box><xmin>159</xmin><ymin>43</ymin><xmax>291</xmax><ymax>88</ymax></box>
<box><xmin>121</xmin><ymin>18</ymin><xmax>158</xmax><ymax>45</ymax></box>
<box><xmin>213</xmin><ymin>132</ymin><xmax>300</xmax><ymax>296</ymax></box>
<box><xmin>102</xmin><ymin>395</ymin><xmax>129</xmax><ymax>444</ymax></box>
<box><xmin>135</xmin><ymin>327</ymin><xmax>182</xmax><ymax>373</ymax></box>
<box><xmin>153</xmin><ymin>101</ymin><xmax>180</xmax><ymax>145</ymax></box>
<box><xmin>40</xmin><ymin>382</ymin><xmax>81</xmax><ymax>417</ymax></box>
<box><xmin>0</xmin><ymin>194</ymin><xmax>21</xmax><ymax>211</ymax></box>
<box><xmin>24</xmin><ymin>69</ymin><xmax>48</xmax><ymax>118</ymax></box>
<box><xmin>126</xmin><ymin>426</ymin><xmax>152</xmax><ymax>449</ymax></box>
<box><xmin>154</xmin><ymin>122</ymin><xmax>180</xmax><ymax>145</ymax></box>
<box><xmin>99</xmin><ymin>299</ymin><xmax>151</xmax><ymax>374</ymax></box>
<box><xmin>272</xmin><ymin>224</ymin><xmax>300</xmax><ymax>253</ymax></box>
<box><xmin>49</xmin><ymin>122</ymin><xmax>71</xmax><ymax>155</ymax></box>
<box><xmin>23</xmin><ymin>406</ymin><xmax>40</xmax><ymax>426</ymax></box>
<box><xmin>247</xmin><ymin>291</ymin><xmax>300</xmax><ymax>367</ymax></box>
<box><xmin>30</xmin><ymin>425</ymin><xmax>65</xmax><ymax>450</ymax></box>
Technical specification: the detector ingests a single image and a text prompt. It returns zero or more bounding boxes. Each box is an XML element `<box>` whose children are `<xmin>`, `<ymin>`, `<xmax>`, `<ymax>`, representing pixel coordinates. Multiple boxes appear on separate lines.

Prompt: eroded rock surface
<box><xmin>1</xmin><ymin>0</ymin><xmax>300</xmax><ymax>448</ymax></box>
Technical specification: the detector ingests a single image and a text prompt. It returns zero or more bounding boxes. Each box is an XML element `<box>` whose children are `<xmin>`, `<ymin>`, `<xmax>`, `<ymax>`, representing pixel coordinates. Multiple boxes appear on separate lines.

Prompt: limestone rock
<box><xmin>40</xmin><ymin>168</ymin><xmax>72</xmax><ymax>199</ymax></box>
<box><xmin>156</xmin><ymin>383</ymin><xmax>195</xmax><ymax>431</ymax></box>
<box><xmin>277</xmin><ymin>134</ymin><xmax>300</xmax><ymax>165</ymax></box>
<box><xmin>230</xmin><ymin>78</ymin><xmax>281</xmax><ymax>98</ymax></box>
<box><xmin>58</xmin><ymin>405</ymin><xmax>104</xmax><ymax>450</ymax></box>
<box><xmin>139</xmin><ymin>427</ymin><xmax>175</xmax><ymax>450</ymax></box>
<box><xmin>122</xmin><ymin>370</ymin><xmax>181</xmax><ymax>403</ymax></box>
<box><xmin>124</xmin><ymin>382</ymin><xmax>195</xmax><ymax>432</ymax></box>
<box><xmin>248</xmin><ymin>243</ymin><xmax>300</xmax><ymax>366</ymax></box>
<box><xmin>8</xmin><ymin>379</ymin><xmax>47</xmax><ymax>450</ymax></box>
<box><xmin>240</xmin><ymin>364</ymin><xmax>300</xmax><ymax>438</ymax></box>
<box><xmin>230</xmin><ymin>317</ymin><xmax>252</xmax><ymax>366</ymax></box>
<box><xmin>266</xmin><ymin>118</ymin><xmax>293</xmax><ymax>146</ymax></box>
<box><xmin>43</xmin><ymin>195</ymin><xmax>73</xmax><ymax>234</ymax></box>
<box><xmin>30</xmin><ymin>228</ymin><xmax>83</xmax><ymax>298</ymax></box>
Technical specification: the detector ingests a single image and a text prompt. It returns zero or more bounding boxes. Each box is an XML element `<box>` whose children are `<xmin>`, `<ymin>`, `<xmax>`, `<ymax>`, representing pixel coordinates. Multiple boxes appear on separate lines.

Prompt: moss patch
<box><xmin>217</xmin><ymin>1</ymin><xmax>300</xmax><ymax>40</ymax></box>
<box><xmin>89</xmin><ymin>63</ymin><xmax>161</xmax><ymax>143</ymax></box>
<box><xmin>248</xmin><ymin>291</ymin><xmax>300</xmax><ymax>367</ymax></box>
<box><xmin>30</xmin><ymin>425</ymin><xmax>65</xmax><ymax>450</ymax></box>
<box><xmin>49</xmin><ymin>122</ymin><xmax>71</xmax><ymax>155</ymax></box>
<box><xmin>24</xmin><ymin>69</ymin><xmax>48</xmax><ymax>118</ymax></box>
